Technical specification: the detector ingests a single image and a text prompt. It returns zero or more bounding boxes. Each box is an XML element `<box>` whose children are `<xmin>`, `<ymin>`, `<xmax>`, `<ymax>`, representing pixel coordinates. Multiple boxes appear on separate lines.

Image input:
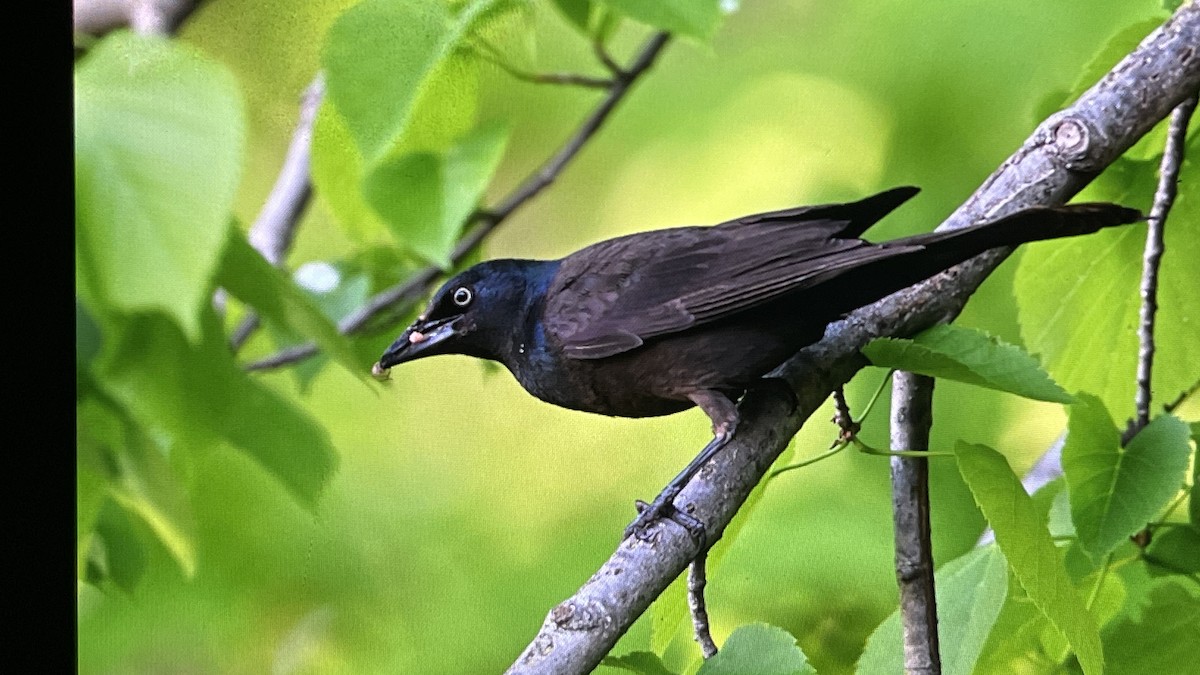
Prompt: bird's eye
<box><xmin>452</xmin><ymin>287</ymin><xmax>473</xmax><ymax>307</ymax></box>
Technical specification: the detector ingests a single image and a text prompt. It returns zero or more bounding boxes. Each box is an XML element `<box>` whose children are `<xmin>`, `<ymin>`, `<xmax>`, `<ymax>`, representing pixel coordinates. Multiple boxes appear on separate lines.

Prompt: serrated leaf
<box><xmin>1145</xmin><ymin>524</ymin><xmax>1200</xmax><ymax>575</ymax></box>
<box><xmin>697</xmin><ymin>624</ymin><xmax>815</xmax><ymax>675</ymax></box>
<box><xmin>1102</xmin><ymin>578</ymin><xmax>1200</xmax><ymax>673</ymax></box>
<box><xmin>1063</xmin><ymin>396</ymin><xmax>1192</xmax><ymax>561</ymax></box>
<box><xmin>601</xmin><ymin>651</ymin><xmax>678</xmax><ymax>675</ymax></box>
<box><xmin>217</xmin><ymin>226</ymin><xmax>367</xmax><ymax>379</ymax></box>
<box><xmin>597</xmin><ymin>0</ymin><xmax>725</xmax><ymax>40</ymax></box>
<box><xmin>863</xmin><ymin>325</ymin><xmax>1073</xmax><ymax>403</ymax></box>
<box><xmin>858</xmin><ymin>545</ymin><xmax>1008</xmax><ymax>675</ymax></box>
<box><xmin>75</xmin><ymin>32</ymin><xmax>244</xmax><ymax>341</ymax></box>
<box><xmin>98</xmin><ymin>312</ymin><xmax>338</xmax><ymax>508</ymax></box>
<box><xmin>954</xmin><ymin>442</ymin><xmax>1103</xmax><ymax>675</ymax></box>
<box><xmin>1015</xmin><ymin>159</ymin><xmax>1200</xmax><ymax>419</ymax></box>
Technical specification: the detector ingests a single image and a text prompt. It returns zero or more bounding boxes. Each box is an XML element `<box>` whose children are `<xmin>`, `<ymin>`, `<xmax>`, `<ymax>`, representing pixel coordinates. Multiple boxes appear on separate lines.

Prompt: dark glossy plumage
<box><xmin>376</xmin><ymin>187</ymin><xmax>1140</xmax><ymax>538</ymax></box>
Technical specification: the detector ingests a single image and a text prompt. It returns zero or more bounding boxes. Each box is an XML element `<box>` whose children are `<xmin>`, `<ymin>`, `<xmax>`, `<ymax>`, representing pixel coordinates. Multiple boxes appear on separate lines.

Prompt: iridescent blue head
<box><xmin>376</xmin><ymin>259</ymin><xmax>558</xmax><ymax>369</ymax></box>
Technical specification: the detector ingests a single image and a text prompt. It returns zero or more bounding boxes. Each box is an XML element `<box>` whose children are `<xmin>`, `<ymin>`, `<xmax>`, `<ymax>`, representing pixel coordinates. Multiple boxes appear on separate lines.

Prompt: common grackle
<box><xmin>375</xmin><ymin>187</ymin><xmax>1140</xmax><ymax>540</ymax></box>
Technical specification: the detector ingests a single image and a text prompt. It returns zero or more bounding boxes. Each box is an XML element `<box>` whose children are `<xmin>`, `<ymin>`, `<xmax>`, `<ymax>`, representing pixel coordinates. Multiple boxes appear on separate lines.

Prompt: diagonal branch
<box><xmin>243</xmin><ymin>31</ymin><xmax>672</xmax><ymax>372</ymax></box>
<box><xmin>505</xmin><ymin>5</ymin><xmax>1200</xmax><ymax>673</ymax></box>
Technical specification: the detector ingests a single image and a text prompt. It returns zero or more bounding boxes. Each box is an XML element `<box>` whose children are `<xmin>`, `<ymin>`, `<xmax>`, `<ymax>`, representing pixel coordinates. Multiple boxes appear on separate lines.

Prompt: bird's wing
<box><xmin>543</xmin><ymin>215</ymin><xmax>922</xmax><ymax>360</ymax></box>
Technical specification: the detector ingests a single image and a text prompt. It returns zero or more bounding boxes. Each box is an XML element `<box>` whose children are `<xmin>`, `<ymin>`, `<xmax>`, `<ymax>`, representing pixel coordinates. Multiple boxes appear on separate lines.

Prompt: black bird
<box><xmin>375</xmin><ymin>187</ymin><xmax>1139</xmax><ymax>539</ymax></box>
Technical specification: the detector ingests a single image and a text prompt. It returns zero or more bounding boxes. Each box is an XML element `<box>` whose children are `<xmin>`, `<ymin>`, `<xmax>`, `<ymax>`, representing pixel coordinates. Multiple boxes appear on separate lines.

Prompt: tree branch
<box><xmin>73</xmin><ymin>0</ymin><xmax>203</xmax><ymax>36</ymax></box>
<box><xmin>1126</xmin><ymin>92</ymin><xmax>1197</xmax><ymax>441</ymax></box>
<box><xmin>505</xmin><ymin>6</ymin><xmax>1200</xmax><ymax>673</ymax></box>
<box><xmin>889</xmin><ymin>372</ymin><xmax>940</xmax><ymax>675</ymax></box>
<box><xmin>243</xmin><ymin>31</ymin><xmax>673</xmax><ymax>371</ymax></box>
<box><xmin>230</xmin><ymin>75</ymin><xmax>325</xmax><ymax>350</ymax></box>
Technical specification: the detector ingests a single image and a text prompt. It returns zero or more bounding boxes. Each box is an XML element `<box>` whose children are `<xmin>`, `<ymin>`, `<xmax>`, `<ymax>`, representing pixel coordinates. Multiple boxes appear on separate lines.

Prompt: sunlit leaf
<box><xmin>858</xmin><ymin>545</ymin><xmax>1008</xmax><ymax>675</ymax></box>
<box><xmin>1015</xmin><ymin>155</ymin><xmax>1200</xmax><ymax>418</ymax></box>
<box><xmin>1063</xmin><ymin>395</ymin><xmax>1192</xmax><ymax>561</ymax></box>
<box><xmin>311</xmin><ymin>101</ymin><xmax>391</xmax><ymax>244</ymax></box>
<box><xmin>697</xmin><ymin>624</ymin><xmax>815</xmax><ymax>675</ymax></box>
<box><xmin>322</xmin><ymin>0</ymin><xmax>512</xmax><ymax>162</ymax></box>
<box><xmin>365</xmin><ymin>122</ymin><xmax>510</xmax><ymax>266</ymax></box>
<box><xmin>954</xmin><ymin>442</ymin><xmax>1103</xmax><ymax>675</ymax></box>
<box><xmin>864</xmin><ymin>325</ymin><xmax>1073</xmax><ymax>403</ymax></box>
<box><xmin>217</xmin><ymin>226</ymin><xmax>367</xmax><ymax>379</ymax></box>
<box><xmin>75</xmin><ymin>32</ymin><xmax>244</xmax><ymax>340</ymax></box>
<box><xmin>597</xmin><ymin>0</ymin><xmax>725</xmax><ymax>40</ymax></box>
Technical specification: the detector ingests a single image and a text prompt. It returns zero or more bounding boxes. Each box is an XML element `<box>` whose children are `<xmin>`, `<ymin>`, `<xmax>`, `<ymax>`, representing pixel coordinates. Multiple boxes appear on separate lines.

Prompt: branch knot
<box><xmin>551</xmin><ymin>598</ymin><xmax>613</xmax><ymax>632</ymax></box>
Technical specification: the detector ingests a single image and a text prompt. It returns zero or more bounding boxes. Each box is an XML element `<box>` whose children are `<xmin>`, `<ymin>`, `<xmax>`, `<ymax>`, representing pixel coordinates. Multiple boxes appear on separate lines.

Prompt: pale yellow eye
<box><xmin>453</xmin><ymin>287</ymin><xmax>473</xmax><ymax>307</ymax></box>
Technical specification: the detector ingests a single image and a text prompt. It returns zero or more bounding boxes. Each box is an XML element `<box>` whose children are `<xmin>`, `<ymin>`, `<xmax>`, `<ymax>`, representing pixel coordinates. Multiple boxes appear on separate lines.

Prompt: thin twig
<box><xmin>74</xmin><ymin>0</ymin><xmax>203</xmax><ymax>36</ymax></box>
<box><xmin>229</xmin><ymin>75</ymin><xmax>326</xmax><ymax>351</ymax></box>
<box><xmin>474</xmin><ymin>38</ymin><xmax>615</xmax><ymax>89</ymax></box>
<box><xmin>889</xmin><ymin>371</ymin><xmax>941</xmax><ymax>675</ymax></box>
<box><xmin>830</xmin><ymin>386</ymin><xmax>861</xmax><ymax>446</ymax></box>
<box><xmin>244</xmin><ymin>31</ymin><xmax>672</xmax><ymax>371</ymax></box>
<box><xmin>687</xmin><ymin>548</ymin><xmax>718</xmax><ymax>658</ymax></box>
<box><xmin>1126</xmin><ymin>92</ymin><xmax>1198</xmax><ymax>443</ymax></box>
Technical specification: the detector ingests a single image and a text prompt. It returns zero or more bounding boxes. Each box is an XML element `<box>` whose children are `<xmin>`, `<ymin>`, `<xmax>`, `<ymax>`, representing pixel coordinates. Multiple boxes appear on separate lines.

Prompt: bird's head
<box><xmin>375</xmin><ymin>259</ymin><xmax>557</xmax><ymax>371</ymax></box>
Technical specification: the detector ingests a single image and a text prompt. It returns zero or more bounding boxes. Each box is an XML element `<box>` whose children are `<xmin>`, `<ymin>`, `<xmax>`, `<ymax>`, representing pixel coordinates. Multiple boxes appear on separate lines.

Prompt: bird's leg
<box><xmin>624</xmin><ymin>391</ymin><xmax>739</xmax><ymax>543</ymax></box>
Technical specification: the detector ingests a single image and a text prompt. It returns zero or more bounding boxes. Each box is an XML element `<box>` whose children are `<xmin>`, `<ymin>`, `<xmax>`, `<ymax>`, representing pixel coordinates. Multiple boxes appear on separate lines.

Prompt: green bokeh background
<box><xmin>77</xmin><ymin>0</ymin><xmax>1172</xmax><ymax>673</ymax></box>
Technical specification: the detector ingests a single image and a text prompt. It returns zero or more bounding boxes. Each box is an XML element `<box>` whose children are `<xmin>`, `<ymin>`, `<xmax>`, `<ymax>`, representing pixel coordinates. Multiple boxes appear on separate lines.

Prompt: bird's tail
<box><xmin>897</xmin><ymin>203</ymin><xmax>1144</xmax><ymax>255</ymax></box>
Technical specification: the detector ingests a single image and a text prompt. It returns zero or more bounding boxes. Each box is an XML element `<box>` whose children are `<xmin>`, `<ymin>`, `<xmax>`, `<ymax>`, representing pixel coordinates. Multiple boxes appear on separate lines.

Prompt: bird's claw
<box><xmin>625</xmin><ymin>494</ymin><xmax>707</xmax><ymax>546</ymax></box>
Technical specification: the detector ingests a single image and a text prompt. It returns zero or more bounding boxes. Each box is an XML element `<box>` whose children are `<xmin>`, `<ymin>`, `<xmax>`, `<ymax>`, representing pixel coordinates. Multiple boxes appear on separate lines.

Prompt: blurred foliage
<box><xmin>76</xmin><ymin>0</ymin><xmax>1198</xmax><ymax>673</ymax></box>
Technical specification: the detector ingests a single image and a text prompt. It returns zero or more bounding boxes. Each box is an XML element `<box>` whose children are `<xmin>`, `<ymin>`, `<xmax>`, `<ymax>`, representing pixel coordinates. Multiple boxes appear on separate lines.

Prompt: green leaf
<box><xmin>1103</xmin><ymin>578</ymin><xmax>1200</xmax><ymax>673</ymax></box>
<box><xmin>78</xmin><ymin>389</ymin><xmax>197</xmax><ymax>580</ymax></box>
<box><xmin>597</xmin><ymin>0</ymin><xmax>725</xmax><ymax>40</ymax></box>
<box><xmin>1191</xmin><ymin>422</ymin><xmax>1199</xmax><ymax>526</ymax></box>
<box><xmin>311</xmin><ymin>101</ymin><xmax>391</xmax><ymax>244</ymax></box>
<box><xmin>92</xmin><ymin>504</ymin><xmax>149</xmax><ymax>592</ymax></box>
<box><xmin>863</xmin><ymin>325</ymin><xmax>1073</xmax><ymax>403</ymax></box>
<box><xmin>216</xmin><ymin>227</ymin><xmax>367</xmax><ymax>378</ymax></box>
<box><xmin>954</xmin><ymin>442</ymin><xmax>1103</xmax><ymax>675</ymax></box>
<box><xmin>601</xmin><ymin>651</ymin><xmax>678</xmax><ymax>675</ymax></box>
<box><xmin>322</xmin><ymin>0</ymin><xmax>514</xmax><ymax>163</ymax></box>
<box><xmin>98</xmin><ymin>312</ymin><xmax>338</xmax><ymax>508</ymax></box>
<box><xmin>551</xmin><ymin>0</ymin><xmax>593</xmax><ymax>33</ymax></box>
<box><xmin>1145</xmin><ymin>524</ymin><xmax>1200</xmax><ymax>575</ymax></box>
<box><xmin>75</xmin><ymin>32</ymin><xmax>245</xmax><ymax>341</ymax></box>
<box><xmin>858</xmin><ymin>545</ymin><xmax>1008</xmax><ymax>675</ymax></box>
<box><xmin>1164</xmin><ymin>0</ymin><xmax>1185</xmax><ymax>11</ymax></box>
<box><xmin>697</xmin><ymin>624</ymin><xmax>815</xmax><ymax>675</ymax></box>
<box><xmin>1063</xmin><ymin>395</ymin><xmax>1192</xmax><ymax>561</ymax></box>
<box><xmin>364</xmin><ymin>119</ymin><xmax>510</xmax><ymax>267</ymax></box>
<box><xmin>1015</xmin><ymin>158</ymin><xmax>1200</xmax><ymax>418</ymax></box>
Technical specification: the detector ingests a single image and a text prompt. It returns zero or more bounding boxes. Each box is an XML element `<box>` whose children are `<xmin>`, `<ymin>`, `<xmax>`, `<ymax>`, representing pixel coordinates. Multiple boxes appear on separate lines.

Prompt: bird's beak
<box><xmin>376</xmin><ymin>315</ymin><xmax>464</xmax><ymax>370</ymax></box>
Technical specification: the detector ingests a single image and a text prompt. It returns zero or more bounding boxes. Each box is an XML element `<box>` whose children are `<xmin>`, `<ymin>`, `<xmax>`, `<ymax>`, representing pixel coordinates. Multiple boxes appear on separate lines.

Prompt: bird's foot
<box><xmin>625</xmin><ymin>493</ymin><xmax>706</xmax><ymax>546</ymax></box>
